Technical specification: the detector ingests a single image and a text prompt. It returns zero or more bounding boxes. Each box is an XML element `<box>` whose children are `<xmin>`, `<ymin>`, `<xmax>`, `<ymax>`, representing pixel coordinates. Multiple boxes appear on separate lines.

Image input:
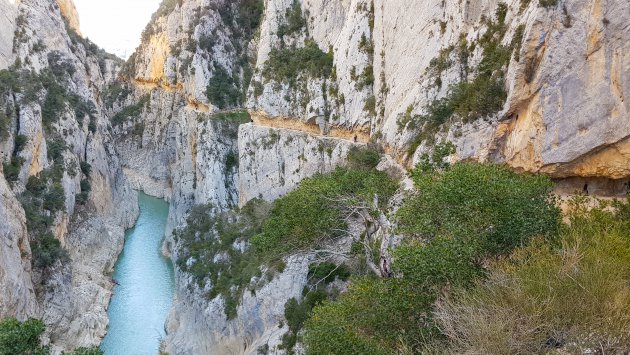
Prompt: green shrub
<box><xmin>251</xmin><ymin>167</ymin><xmax>397</xmax><ymax>258</ymax></box>
<box><xmin>363</xmin><ymin>95</ymin><xmax>376</xmax><ymax>116</ymax></box>
<box><xmin>26</xmin><ymin>175</ymin><xmax>47</xmax><ymax>196</ymax></box>
<box><xmin>347</xmin><ymin>145</ymin><xmax>381</xmax><ymax>170</ymax></box>
<box><xmin>80</xmin><ymin>162</ymin><xmax>92</xmax><ymax>176</ymax></box>
<box><xmin>103</xmin><ymin>82</ymin><xmax>131</xmax><ymax>108</ymax></box>
<box><xmin>19</xmin><ymin>195</ymin><xmax>52</xmax><ymax>237</ymax></box>
<box><xmin>175</xmin><ymin>199</ymin><xmax>272</xmax><ymax>319</ymax></box>
<box><xmin>43</xmin><ymin>183</ymin><xmax>65</xmax><ymax>213</ymax></box>
<box><xmin>277</xmin><ymin>0</ymin><xmax>306</xmax><ymax>39</ymax></box>
<box><xmin>0</xmin><ymin>318</ymin><xmax>99</xmax><ymax>355</ymax></box>
<box><xmin>308</xmin><ymin>262</ymin><xmax>351</xmax><ymax>284</ymax></box>
<box><xmin>211</xmin><ymin>110</ymin><xmax>252</xmax><ymax>123</ymax></box>
<box><xmin>118</xmin><ymin>53</ymin><xmax>137</xmax><ymax>80</ymax></box>
<box><xmin>0</xmin><ymin>318</ymin><xmax>47</xmax><ymax>355</ymax></box>
<box><xmin>303</xmin><ymin>277</ymin><xmax>408</xmax><ymax>355</ymax></box>
<box><xmin>46</xmin><ymin>138</ymin><xmax>66</xmax><ymax>163</ymax></box>
<box><xmin>206</xmin><ymin>65</ymin><xmax>241</xmax><ymax>109</ymax></box>
<box><xmin>71</xmin><ymin>97</ymin><xmax>96</xmax><ymax>125</ymax></box>
<box><xmin>262</xmin><ymin>40</ymin><xmax>334</xmax><ymax>84</ymax></box>
<box><xmin>397</xmin><ymin>163</ymin><xmax>560</xmax><ymax>255</ymax></box>
<box><xmin>436</xmin><ymin>198</ymin><xmax>630</xmax><ymax>353</ymax></box>
<box><xmin>111</xmin><ymin>95</ymin><xmax>149</xmax><ymax>126</ymax></box>
<box><xmin>237</xmin><ymin>0</ymin><xmax>265</xmax><ymax>40</ymax></box>
<box><xmin>225</xmin><ymin>151</ymin><xmax>239</xmax><ymax>171</ymax></box>
<box><xmin>282</xmin><ymin>289</ymin><xmax>329</xmax><ymax>350</ymax></box>
<box><xmin>355</xmin><ymin>65</ymin><xmax>374</xmax><ymax>90</ymax></box>
<box><xmin>75</xmin><ymin>192</ymin><xmax>89</xmax><ymax>205</ymax></box>
<box><xmin>358</xmin><ymin>33</ymin><xmax>374</xmax><ymax>56</ymax></box>
<box><xmin>414</xmin><ymin>141</ymin><xmax>455</xmax><ymax>174</ymax></box>
<box><xmin>3</xmin><ymin>157</ymin><xmax>24</xmax><ymax>182</ymax></box>
<box><xmin>0</xmin><ymin>112</ymin><xmax>10</xmax><ymax>140</ymax></box>
<box><xmin>41</xmin><ymin>74</ymin><xmax>69</xmax><ymax>128</ymax></box>
<box><xmin>0</xmin><ymin>69</ymin><xmax>19</xmax><ymax>95</ymax></box>
<box><xmin>539</xmin><ymin>0</ymin><xmax>558</xmax><ymax>7</ymax></box>
<box><xmin>304</xmin><ymin>237</ymin><xmax>481</xmax><ymax>353</ymax></box>
<box><xmin>13</xmin><ymin>134</ymin><xmax>28</xmax><ymax>153</ymax></box>
<box><xmin>31</xmin><ymin>233</ymin><xmax>67</xmax><ymax>268</ymax></box>
<box><xmin>80</xmin><ymin>179</ymin><xmax>91</xmax><ymax>193</ymax></box>
<box><xmin>304</xmin><ymin>163</ymin><xmax>561</xmax><ymax>353</ymax></box>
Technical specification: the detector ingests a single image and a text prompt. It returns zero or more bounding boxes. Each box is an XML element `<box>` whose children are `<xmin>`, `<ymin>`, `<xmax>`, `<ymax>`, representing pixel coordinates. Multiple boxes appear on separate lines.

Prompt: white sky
<box><xmin>73</xmin><ymin>0</ymin><xmax>162</xmax><ymax>59</ymax></box>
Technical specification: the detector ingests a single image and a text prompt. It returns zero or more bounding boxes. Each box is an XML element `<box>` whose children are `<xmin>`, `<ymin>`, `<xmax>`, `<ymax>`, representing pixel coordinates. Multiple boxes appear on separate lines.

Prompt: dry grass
<box><xmin>435</xmin><ymin>198</ymin><xmax>630</xmax><ymax>354</ymax></box>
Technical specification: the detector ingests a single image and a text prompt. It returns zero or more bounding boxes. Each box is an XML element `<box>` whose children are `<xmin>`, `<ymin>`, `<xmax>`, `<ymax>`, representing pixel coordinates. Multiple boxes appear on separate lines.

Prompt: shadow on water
<box><xmin>101</xmin><ymin>192</ymin><xmax>174</xmax><ymax>355</ymax></box>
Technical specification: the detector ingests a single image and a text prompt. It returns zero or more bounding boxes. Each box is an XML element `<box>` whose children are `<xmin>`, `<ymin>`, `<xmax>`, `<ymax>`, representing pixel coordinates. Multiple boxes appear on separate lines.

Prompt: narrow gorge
<box><xmin>0</xmin><ymin>0</ymin><xmax>628</xmax><ymax>354</ymax></box>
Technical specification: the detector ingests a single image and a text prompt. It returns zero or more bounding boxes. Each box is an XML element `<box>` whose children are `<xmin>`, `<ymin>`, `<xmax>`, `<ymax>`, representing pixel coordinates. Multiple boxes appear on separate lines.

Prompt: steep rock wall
<box><xmin>238</xmin><ymin>122</ymin><xmax>361</xmax><ymax>206</ymax></box>
<box><xmin>0</xmin><ymin>174</ymin><xmax>38</xmax><ymax>320</ymax></box>
<box><xmin>0</xmin><ymin>0</ymin><xmax>16</xmax><ymax>69</ymax></box>
<box><xmin>0</xmin><ymin>0</ymin><xmax>138</xmax><ymax>351</ymax></box>
<box><xmin>165</xmin><ymin>255</ymin><xmax>312</xmax><ymax>354</ymax></box>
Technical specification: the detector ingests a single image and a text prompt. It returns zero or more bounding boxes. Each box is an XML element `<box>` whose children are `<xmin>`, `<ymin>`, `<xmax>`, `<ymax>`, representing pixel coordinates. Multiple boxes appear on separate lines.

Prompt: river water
<box><xmin>101</xmin><ymin>192</ymin><xmax>174</xmax><ymax>355</ymax></box>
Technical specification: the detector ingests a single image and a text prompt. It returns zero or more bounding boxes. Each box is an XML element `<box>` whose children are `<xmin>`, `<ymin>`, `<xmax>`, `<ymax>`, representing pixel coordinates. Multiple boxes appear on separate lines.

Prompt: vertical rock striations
<box><xmin>0</xmin><ymin>0</ymin><xmax>138</xmax><ymax>351</ymax></box>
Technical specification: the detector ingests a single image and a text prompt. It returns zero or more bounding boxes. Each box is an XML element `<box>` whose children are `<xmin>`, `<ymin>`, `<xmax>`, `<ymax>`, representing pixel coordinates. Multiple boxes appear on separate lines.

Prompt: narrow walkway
<box><xmin>250</xmin><ymin>112</ymin><xmax>371</xmax><ymax>144</ymax></box>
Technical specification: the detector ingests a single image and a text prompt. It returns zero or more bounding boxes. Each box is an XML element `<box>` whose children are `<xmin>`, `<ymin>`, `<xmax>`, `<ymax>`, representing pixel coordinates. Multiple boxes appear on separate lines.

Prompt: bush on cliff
<box><xmin>251</xmin><ymin>167</ymin><xmax>398</xmax><ymax>259</ymax></box>
<box><xmin>262</xmin><ymin>40</ymin><xmax>334</xmax><ymax>84</ymax></box>
<box><xmin>398</xmin><ymin>162</ymin><xmax>560</xmax><ymax>255</ymax></box>
<box><xmin>303</xmin><ymin>163</ymin><xmax>561</xmax><ymax>353</ymax></box>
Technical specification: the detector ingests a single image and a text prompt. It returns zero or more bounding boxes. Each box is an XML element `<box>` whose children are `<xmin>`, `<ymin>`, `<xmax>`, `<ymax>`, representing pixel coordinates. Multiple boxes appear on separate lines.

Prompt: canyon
<box><xmin>0</xmin><ymin>0</ymin><xmax>628</xmax><ymax>354</ymax></box>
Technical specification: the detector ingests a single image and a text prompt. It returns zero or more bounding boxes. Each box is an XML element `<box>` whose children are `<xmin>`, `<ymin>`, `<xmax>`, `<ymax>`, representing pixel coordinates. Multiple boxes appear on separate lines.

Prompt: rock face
<box><xmin>238</xmin><ymin>122</ymin><xmax>361</xmax><ymax>206</ymax></box>
<box><xmin>114</xmin><ymin>92</ymin><xmax>241</xmax><ymax>235</ymax></box>
<box><xmin>0</xmin><ymin>0</ymin><xmax>138</xmax><ymax>351</ymax></box>
<box><xmin>246</xmin><ymin>0</ymin><xmax>630</xmax><ymax>181</ymax></box>
<box><xmin>165</xmin><ymin>255</ymin><xmax>312</xmax><ymax>355</ymax></box>
<box><xmin>0</xmin><ymin>174</ymin><xmax>38</xmax><ymax>321</ymax></box>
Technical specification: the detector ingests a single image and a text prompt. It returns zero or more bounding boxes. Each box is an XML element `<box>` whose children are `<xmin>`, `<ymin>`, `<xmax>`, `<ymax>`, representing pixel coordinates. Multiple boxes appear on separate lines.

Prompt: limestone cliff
<box><xmin>56</xmin><ymin>0</ymin><xmax>81</xmax><ymax>36</ymax></box>
<box><xmin>0</xmin><ymin>0</ymin><xmax>138</xmax><ymax>351</ymax></box>
<box><xmin>0</xmin><ymin>0</ymin><xmax>628</xmax><ymax>353</ymax></box>
<box><xmin>0</xmin><ymin>0</ymin><xmax>16</xmax><ymax>69</ymax></box>
<box><xmin>246</xmin><ymin>0</ymin><xmax>630</xmax><ymax>182</ymax></box>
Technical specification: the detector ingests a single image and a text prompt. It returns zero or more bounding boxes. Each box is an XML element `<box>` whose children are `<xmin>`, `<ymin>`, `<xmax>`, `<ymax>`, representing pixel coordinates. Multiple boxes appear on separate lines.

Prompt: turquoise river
<box><xmin>101</xmin><ymin>192</ymin><xmax>174</xmax><ymax>355</ymax></box>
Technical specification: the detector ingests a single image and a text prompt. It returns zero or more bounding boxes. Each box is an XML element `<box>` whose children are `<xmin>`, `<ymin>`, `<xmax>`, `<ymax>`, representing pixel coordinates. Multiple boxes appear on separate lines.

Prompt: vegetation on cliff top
<box><xmin>301</xmin><ymin>160</ymin><xmax>630</xmax><ymax>353</ymax></box>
